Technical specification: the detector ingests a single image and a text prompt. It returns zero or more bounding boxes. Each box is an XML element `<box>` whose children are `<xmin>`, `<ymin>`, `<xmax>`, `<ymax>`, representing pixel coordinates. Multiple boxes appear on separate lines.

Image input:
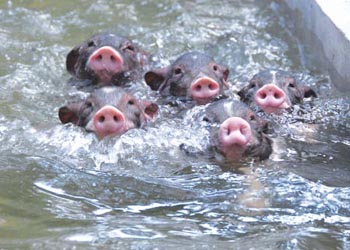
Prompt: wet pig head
<box><xmin>145</xmin><ymin>51</ymin><xmax>229</xmax><ymax>105</ymax></box>
<box><xmin>66</xmin><ymin>33</ymin><xmax>149</xmax><ymax>86</ymax></box>
<box><xmin>203</xmin><ymin>99</ymin><xmax>272</xmax><ymax>161</ymax></box>
<box><xmin>58</xmin><ymin>87</ymin><xmax>158</xmax><ymax>138</ymax></box>
<box><xmin>238</xmin><ymin>70</ymin><xmax>317</xmax><ymax>114</ymax></box>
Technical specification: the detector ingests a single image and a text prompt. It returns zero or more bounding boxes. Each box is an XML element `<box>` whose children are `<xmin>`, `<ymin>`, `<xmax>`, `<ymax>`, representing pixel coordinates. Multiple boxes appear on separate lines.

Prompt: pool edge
<box><xmin>282</xmin><ymin>0</ymin><xmax>350</xmax><ymax>92</ymax></box>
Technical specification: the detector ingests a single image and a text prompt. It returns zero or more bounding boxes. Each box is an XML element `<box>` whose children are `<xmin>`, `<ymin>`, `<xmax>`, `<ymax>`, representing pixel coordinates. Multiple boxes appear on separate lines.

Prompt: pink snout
<box><xmin>254</xmin><ymin>84</ymin><xmax>289</xmax><ymax>113</ymax></box>
<box><xmin>93</xmin><ymin>105</ymin><xmax>126</xmax><ymax>137</ymax></box>
<box><xmin>190</xmin><ymin>77</ymin><xmax>220</xmax><ymax>104</ymax></box>
<box><xmin>219</xmin><ymin>117</ymin><xmax>252</xmax><ymax>147</ymax></box>
<box><xmin>87</xmin><ymin>46</ymin><xmax>123</xmax><ymax>82</ymax></box>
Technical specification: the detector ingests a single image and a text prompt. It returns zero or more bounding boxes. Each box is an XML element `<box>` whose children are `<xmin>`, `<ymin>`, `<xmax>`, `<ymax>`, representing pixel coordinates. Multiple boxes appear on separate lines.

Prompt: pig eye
<box><xmin>249</xmin><ymin>114</ymin><xmax>255</xmax><ymax>121</ymax></box>
<box><xmin>126</xmin><ymin>45</ymin><xmax>135</xmax><ymax>51</ymax></box>
<box><xmin>87</xmin><ymin>41</ymin><xmax>95</xmax><ymax>47</ymax></box>
<box><xmin>174</xmin><ymin>67</ymin><xmax>182</xmax><ymax>75</ymax></box>
<box><xmin>203</xmin><ymin>117</ymin><xmax>210</xmax><ymax>122</ymax></box>
<box><xmin>128</xmin><ymin>99</ymin><xmax>135</xmax><ymax>105</ymax></box>
<box><xmin>85</xmin><ymin>101</ymin><xmax>93</xmax><ymax>107</ymax></box>
<box><xmin>250</xmin><ymin>83</ymin><xmax>256</xmax><ymax>89</ymax></box>
<box><xmin>288</xmin><ymin>83</ymin><xmax>295</xmax><ymax>88</ymax></box>
<box><xmin>213</xmin><ymin>65</ymin><xmax>218</xmax><ymax>71</ymax></box>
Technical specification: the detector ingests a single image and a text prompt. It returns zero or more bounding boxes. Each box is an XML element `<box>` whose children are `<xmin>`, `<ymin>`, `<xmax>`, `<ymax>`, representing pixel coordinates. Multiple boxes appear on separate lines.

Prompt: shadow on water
<box><xmin>0</xmin><ymin>0</ymin><xmax>349</xmax><ymax>249</ymax></box>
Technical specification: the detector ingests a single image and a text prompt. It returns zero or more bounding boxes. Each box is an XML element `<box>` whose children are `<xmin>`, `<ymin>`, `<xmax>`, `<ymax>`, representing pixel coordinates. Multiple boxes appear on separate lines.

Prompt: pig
<box><xmin>66</xmin><ymin>33</ymin><xmax>149</xmax><ymax>87</ymax></box>
<box><xmin>58</xmin><ymin>87</ymin><xmax>158</xmax><ymax>138</ymax></box>
<box><xmin>201</xmin><ymin>98</ymin><xmax>272</xmax><ymax>161</ymax></box>
<box><xmin>237</xmin><ymin>70</ymin><xmax>317</xmax><ymax>114</ymax></box>
<box><xmin>144</xmin><ymin>51</ymin><xmax>229</xmax><ymax>105</ymax></box>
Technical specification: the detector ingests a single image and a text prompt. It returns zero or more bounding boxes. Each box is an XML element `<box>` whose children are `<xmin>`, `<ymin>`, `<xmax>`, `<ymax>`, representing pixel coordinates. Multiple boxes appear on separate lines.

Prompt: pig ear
<box><xmin>222</xmin><ymin>67</ymin><xmax>230</xmax><ymax>88</ymax></box>
<box><xmin>302</xmin><ymin>86</ymin><xmax>317</xmax><ymax>98</ymax></box>
<box><xmin>66</xmin><ymin>45</ymin><xmax>81</xmax><ymax>76</ymax></box>
<box><xmin>144</xmin><ymin>66</ymin><xmax>171</xmax><ymax>91</ymax></box>
<box><xmin>140</xmin><ymin>101</ymin><xmax>159</xmax><ymax>120</ymax></box>
<box><xmin>223</xmin><ymin>67</ymin><xmax>229</xmax><ymax>81</ymax></box>
<box><xmin>237</xmin><ymin>86</ymin><xmax>249</xmax><ymax>101</ymax></box>
<box><xmin>258</xmin><ymin>135</ymin><xmax>273</xmax><ymax>161</ymax></box>
<box><xmin>237</xmin><ymin>88</ymin><xmax>245</xmax><ymax>99</ymax></box>
<box><xmin>237</xmin><ymin>79</ymin><xmax>257</xmax><ymax>102</ymax></box>
<box><xmin>58</xmin><ymin>102</ymin><xmax>82</xmax><ymax>125</ymax></box>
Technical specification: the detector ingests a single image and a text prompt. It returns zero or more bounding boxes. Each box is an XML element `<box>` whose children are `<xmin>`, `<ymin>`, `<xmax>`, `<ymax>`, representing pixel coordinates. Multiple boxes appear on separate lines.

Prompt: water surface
<box><xmin>0</xmin><ymin>0</ymin><xmax>349</xmax><ymax>249</ymax></box>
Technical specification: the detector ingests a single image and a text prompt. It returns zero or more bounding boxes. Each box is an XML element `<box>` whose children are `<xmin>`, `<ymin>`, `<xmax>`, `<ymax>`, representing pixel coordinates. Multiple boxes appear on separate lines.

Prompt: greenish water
<box><xmin>0</xmin><ymin>0</ymin><xmax>349</xmax><ymax>249</ymax></box>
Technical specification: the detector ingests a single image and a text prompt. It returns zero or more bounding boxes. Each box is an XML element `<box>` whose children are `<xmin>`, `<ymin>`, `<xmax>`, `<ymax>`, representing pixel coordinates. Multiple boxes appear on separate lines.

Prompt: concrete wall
<box><xmin>282</xmin><ymin>0</ymin><xmax>350</xmax><ymax>91</ymax></box>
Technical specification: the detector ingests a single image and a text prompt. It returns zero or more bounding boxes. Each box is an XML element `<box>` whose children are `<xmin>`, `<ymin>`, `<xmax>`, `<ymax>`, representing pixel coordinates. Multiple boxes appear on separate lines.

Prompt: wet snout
<box><xmin>87</xmin><ymin>46</ymin><xmax>124</xmax><ymax>82</ymax></box>
<box><xmin>254</xmin><ymin>83</ymin><xmax>289</xmax><ymax>113</ymax></box>
<box><xmin>190</xmin><ymin>76</ymin><xmax>220</xmax><ymax>105</ymax></box>
<box><xmin>219</xmin><ymin>117</ymin><xmax>252</xmax><ymax>147</ymax></box>
<box><xmin>93</xmin><ymin>105</ymin><xmax>126</xmax><ymax>137</ymax></box>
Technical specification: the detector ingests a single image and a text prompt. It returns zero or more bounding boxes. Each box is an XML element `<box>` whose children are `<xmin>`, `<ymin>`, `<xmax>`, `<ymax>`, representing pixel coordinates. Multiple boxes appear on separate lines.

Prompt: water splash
<box><xmin>0</xmin><ymin>0</ymin><xmax>349</xmax><ymax>248</ymax></box>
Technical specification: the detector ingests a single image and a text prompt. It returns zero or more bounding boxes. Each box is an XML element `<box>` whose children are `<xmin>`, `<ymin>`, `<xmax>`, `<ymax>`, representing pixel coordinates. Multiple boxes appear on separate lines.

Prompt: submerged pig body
<box><xmin>66</xmin><ymin>33</ymin><xmax>149</xmax><ymax>87</ymax></box>
<box><xmin>203</xmin><ymin>99</ymin><xmax>272</xmax><ymax>161</ymax></box>
<box><xmin>145</xmin><ymin>52</ymin><xmax>229</xmax><ymax>105</ymax></box>
<box><xmin>238</xmin><ymin>70</ymin><xmax>317</xmax><ymax>114</ymax></box>
<box><xmin>58</xmin><ymin>87</ymin><xmax>158</xmax><ymax>138</ymax></box>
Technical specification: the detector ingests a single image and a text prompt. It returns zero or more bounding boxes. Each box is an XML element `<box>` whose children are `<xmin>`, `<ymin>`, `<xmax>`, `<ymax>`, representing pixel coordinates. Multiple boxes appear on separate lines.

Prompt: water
<box><xmin>0</xmin><ymin>0</ymin><xmax>349</xmax><ymax>249</ymax></box>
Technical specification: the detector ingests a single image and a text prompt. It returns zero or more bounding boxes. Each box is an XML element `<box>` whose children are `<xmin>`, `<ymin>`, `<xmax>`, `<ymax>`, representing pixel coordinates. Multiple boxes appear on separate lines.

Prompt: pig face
<box><xmin>238</xmin><ymin>70</ymin><xmax>317</xmax><ymax>114</ymax></box>
<box><xmin>66</xmin><ymin>33</ymin><xmax>149</xmax><ymax>86</ymax></box>
<box><xmin>58</xmin><ymin>87</ymin><xmax>158</xmax><ymax>138</ymax></box>
<box><xmin>145</xmin><ymin>52</ymin><xmax>229</xmax><ymax>105</ymax></box>
<box><xmin>203</xmin><ymin>99</ymin><xmax>272</xmax><ymax>161</ymax></box>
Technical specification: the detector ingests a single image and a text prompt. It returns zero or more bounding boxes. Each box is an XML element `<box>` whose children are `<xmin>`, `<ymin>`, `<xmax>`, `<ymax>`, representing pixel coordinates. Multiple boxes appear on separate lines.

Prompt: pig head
<box><xmin>238</xmin><ymin>70</ymin><xmax>317</xmax><ymax>114</ymax></box>
<box><xmin>66</xmin><ymin>33</ymin><xmax>149</xmax><ymax>86</ymax></box>
<box><xmin>145</xmin><ymin>52</ymin><xmax>229</xmax><ymax>105</ymax></box>
<box><xmin>204</xmin><ymin>99</ymin><xmax>272</xmax><ymax>161</ymax></box>
<box><xmin>58</xmin><ymin>87</ymin><xmax>158</xmax><ymax>138</ymax></box>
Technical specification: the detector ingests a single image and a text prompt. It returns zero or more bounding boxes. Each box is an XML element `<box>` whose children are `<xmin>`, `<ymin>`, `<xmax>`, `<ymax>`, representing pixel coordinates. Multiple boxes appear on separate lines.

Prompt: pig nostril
<box><xmin>208</xmin><ymin>84</ymin><xmax>214</xmax><ymax>90</ymax></box>
<box><xmin>274</xmin><ymin>93</ymin><xmax>283</xmax><ymax>99</ymax></box>
<box><xmin>97</xmin><ymin>55</ymin><xmax>103</xmax><ymax>61</ymax></box>
<box><xmin>196</xmin><ymin>85</ymin><xmax>202</xmax><ymax>91</ymax></box>
<box><xmin>98</xmin><ymin>116</ymin><xmax>105</xmax><ymax>123</ymax></box>
<box><xmin>113</xmin><ymin>115</ymin><xmax>118</xmax><ymax>122</ymax></box>
<box><xmin>110</xmin><ymin>55</ymin><xmax>115</xmax><ymax>62</ymax></box>
<box><xmin>261</xmin><ymin>93</ymin><xmax>267</xmax><ymax>99</ymax></box>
